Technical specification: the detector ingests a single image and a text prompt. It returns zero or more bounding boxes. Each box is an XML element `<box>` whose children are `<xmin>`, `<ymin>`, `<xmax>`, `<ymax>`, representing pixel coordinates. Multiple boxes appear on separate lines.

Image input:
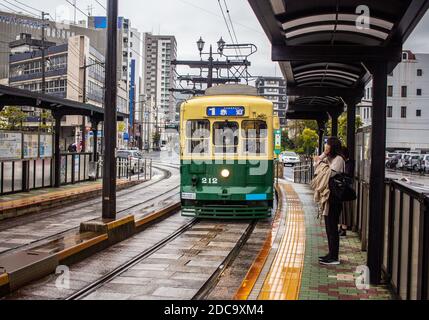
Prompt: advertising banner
<box><xmin>23</xmin><ymin>133</ymin><xmax>39</xmax><ymax>159</ymax></box>
<box><xmin>39</xmin><ymin>134</ymin><xmax>53</xmax><ymax>158</ymax></box>
<box><xmin>0</xmin><ymin>131</ymin><xmax>22</xmax><ymax>160</ymax></box>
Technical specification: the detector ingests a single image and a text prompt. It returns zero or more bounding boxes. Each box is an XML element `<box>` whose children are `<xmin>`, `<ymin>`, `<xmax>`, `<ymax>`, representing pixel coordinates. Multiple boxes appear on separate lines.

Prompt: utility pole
<box><xmin>102</xmin><ymin>0</ymin><xmax>118</xmax><ymax>220</ymax></box>
<box><xmin>41</xmin><ymin>11</ymin><xmax>49</xmax><ymax>94</ymax></box>
<box><xmin>207</xmin><ymin>45</ymin><xmax>213</xmax><ymax>88</ymax></box>
<box><xmin>81</xmin><ymin>58</ymin><xmax>87</xmax><ymax>152</ymax></box>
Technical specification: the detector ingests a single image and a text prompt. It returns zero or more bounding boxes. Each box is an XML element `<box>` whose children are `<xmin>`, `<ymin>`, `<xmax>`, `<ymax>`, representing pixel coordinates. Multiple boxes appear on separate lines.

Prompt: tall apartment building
<box><xmin>0</xmin><ymin>11</ymin><xmax>106</xmax><ymax>80</ymax></box>
<box><xmin>359</xmin><ymin>50</ymin><xmax>429</xmax><ymax>151</ymax></box>
<box><xmin>142</xmin><ymin>33</ymin><xmax>177</xmax><ymax>149</ymax></box>
<box><xmin>255</xmin><ymin>76</ymin><xmax>287</xmax><ymax>126</ymax></box>
<box><xmin>8</xmin><ymin>34</ymin><xmax>128</xmax><ymax>151</ymax></box>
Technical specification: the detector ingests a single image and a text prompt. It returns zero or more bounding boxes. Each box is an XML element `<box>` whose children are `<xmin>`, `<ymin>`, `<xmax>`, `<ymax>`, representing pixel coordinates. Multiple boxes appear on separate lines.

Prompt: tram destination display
<box><xmin>206</xmin><ymin>106</ymin><xmax>245</xmax><ymax>117</ymax></box>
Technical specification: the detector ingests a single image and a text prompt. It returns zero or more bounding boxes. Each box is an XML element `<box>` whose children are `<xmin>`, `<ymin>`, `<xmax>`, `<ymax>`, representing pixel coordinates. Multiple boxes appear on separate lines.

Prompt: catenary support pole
<box><xmin>102</xmin><ymin>0</ymin><xmax>118</xmax><ymax>220</ymax></box>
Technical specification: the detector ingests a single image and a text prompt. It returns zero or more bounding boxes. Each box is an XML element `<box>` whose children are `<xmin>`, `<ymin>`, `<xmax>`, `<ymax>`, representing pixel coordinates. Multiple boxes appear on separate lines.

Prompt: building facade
<box><xmin>359</xmin><ymin>50</ymin><xmax>429</xmax><ymax>151</ymax></box>
<box><xmin>8</xmin><ymin>34</ymin><xmax>128</xmax><ymax>151</ymax></box>
<box><xmin>0</xmin><ymin>11</ymin><xmax>106</xmax><ymax>80</ymax></box>
<box><xmin>142</xmin><ymin>33</ymin><xmax>177</xmax><ymax>149</ymax></box>
<box><xmin>255</xmin><ymin>76</ymin><xmax>287</xmax><ymax>126</ymax></box>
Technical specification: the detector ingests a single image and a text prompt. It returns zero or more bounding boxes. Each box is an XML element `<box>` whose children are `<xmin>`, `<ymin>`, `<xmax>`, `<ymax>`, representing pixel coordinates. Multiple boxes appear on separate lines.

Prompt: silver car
<box><xmin>116</xmin><ymin>149</ymin><xmax>145</xmax><ymax>174</ymax></box>
<box><xmin>280</xmin><ymin>151</ymin><xmax>301</xmax><ymax>167</ymax></box>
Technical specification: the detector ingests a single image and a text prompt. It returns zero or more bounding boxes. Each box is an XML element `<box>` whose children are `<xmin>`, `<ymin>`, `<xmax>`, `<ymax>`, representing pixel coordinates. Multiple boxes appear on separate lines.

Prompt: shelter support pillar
<box><xmin>53</xmin><ymin>112</ymin><xmax>64</xmax><ymax>188</ymax></box>
<box><xmin>329</xmin><ymin>111</ymin><xmax>339</xmax><ymax>137</ymax></box>
<box><xmin>317</xmin><ymin>120</ymin><xmax>326</xmax><ymax>155</ymax></box>
<box><xmin>345</xmin><ymin>100</ymin><xmax>357</xmax><ymax>161</ymax></box>
<box><xmin>366</xmin><ymin>61</ymin><xmax>388</xmax><ymax>285</ymax></box>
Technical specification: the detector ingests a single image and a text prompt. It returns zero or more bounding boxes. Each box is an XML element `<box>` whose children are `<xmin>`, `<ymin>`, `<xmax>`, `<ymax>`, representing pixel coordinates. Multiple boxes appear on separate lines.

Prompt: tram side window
<box><xmin>213</xmin><ymin>121</ymin><xmax>239</xmax><ymax>154</ymax></box>
<box><xmin>241</xmin><ymin>120</ymin><xmax>268</xmax><ymax>155</ymax></box>
<box><xmin>186</xmin><ymin>120</ymin><xmax>210</xmax><ymax>155</ymax></box>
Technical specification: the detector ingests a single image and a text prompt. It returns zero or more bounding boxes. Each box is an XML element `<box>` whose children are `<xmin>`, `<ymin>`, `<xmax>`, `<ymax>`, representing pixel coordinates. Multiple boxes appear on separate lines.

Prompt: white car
<box><xmin>280</xmin><ymin>151</ymin><xmax>301</xmax><ymax>167</ymax></box>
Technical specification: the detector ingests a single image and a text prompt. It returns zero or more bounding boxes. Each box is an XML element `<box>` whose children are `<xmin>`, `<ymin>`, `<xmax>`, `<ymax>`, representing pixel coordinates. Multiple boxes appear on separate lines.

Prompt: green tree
<box><xmin>326</xmin><ymin>113</ymin><xmax>363</xmax><ymax>144</ymax></box>
<box><xmin>281</xmin><ymin>129</ymin><xmax>294</xmax><ymax>151</ymax></box>
<box><xmin>301</xmin><ymin>128</ymin><xmax>319</xmax><ymax>155</ymax></box>
<box><xmin>0</xmin><ymin>106</ymin><xmax>26</xmax><ymax>130</ymax></box>
<box><xmin>152</xmin><ymin>131</ymin><xmax>161</xmax><ymax>149</ymax></box>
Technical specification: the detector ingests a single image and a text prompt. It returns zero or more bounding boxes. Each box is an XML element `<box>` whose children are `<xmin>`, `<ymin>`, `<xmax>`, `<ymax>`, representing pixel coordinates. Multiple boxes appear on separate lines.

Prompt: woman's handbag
<box><xmin>329</xmin><ymin>173</ymin><xmax>357</xmax><ymax>202</ymax></box>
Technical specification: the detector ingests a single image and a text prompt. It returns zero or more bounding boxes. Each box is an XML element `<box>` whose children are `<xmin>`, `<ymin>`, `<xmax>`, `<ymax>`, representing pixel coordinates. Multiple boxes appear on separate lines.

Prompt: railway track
<box><xmin>0</xmin><ymin>163</ymin><xmax>180</xmax><ymax>256</ymax></box>
<box><xmin>66</xmin><ymin>218</ymin><xmax>258</xmax><ymax>301</ymax></box>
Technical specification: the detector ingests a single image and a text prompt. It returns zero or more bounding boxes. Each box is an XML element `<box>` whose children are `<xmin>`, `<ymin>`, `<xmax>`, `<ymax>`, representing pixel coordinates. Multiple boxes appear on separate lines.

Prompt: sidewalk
<box><xmin>293</xmin><ymin>183</ymin><xmax>394</xmax><ymax>300</ymax></box>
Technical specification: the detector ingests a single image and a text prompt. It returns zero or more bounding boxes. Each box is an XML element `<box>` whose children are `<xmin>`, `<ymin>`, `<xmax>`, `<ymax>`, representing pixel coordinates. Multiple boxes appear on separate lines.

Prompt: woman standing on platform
<box><xmin>314</xmin><ymin>137</ymin><xmax>345</xmax><ymax>266</ymax></box>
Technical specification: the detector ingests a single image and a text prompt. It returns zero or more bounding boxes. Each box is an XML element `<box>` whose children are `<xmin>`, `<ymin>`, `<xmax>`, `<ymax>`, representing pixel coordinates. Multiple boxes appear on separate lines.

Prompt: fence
<box><xmin>0</xmin><ymin>154</ymin><xmax>153</xmax><ymax>196</ymax></box>
<box><xmin>293</xmin><ymin>160</ymin><xmax>314</xmax><ymax>184</ymax></box>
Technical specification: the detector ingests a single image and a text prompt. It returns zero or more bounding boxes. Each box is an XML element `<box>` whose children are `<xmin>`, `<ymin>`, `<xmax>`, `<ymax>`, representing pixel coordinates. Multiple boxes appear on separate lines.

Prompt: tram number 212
<box><xmin>202</xmin><ymin>178</ymin><xmax>218</xmax><ymax>184</ymax></box>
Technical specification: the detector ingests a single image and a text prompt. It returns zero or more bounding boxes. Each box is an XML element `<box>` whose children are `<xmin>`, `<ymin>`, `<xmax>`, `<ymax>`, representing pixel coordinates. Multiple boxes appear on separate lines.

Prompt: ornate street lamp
<box><xmin>217</xmin><ymin>37</ymin><xmax>225</xmax><ymax>55</ymax></box>
<box><xmin>196</xmin><ymin>37</ymin><xmax>205</xmax><ymax>55</ymax></box>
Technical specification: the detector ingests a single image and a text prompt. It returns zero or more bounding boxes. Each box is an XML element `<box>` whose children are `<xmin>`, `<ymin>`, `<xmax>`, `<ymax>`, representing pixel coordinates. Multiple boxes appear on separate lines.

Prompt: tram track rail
<box><xmin>65</xmin><ymin>217</ymin><xmax>258</xmax><ymax>301</ymax></box>
<box><xmin>66</xmin><ymin>214</ymin><xmax>197</xmax><ymax>300</ymax></box>
<box><xmin>0</xmin><ymin>164</ymin><xmax>180</xmax><ymax>256</ymax></box>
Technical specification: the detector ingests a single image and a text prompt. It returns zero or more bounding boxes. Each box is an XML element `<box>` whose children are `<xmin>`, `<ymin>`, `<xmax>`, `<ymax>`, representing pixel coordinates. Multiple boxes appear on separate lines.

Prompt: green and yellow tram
<box><xmin>180</xmin><ymin>85</ymin><xmax>274</xmax><ymax>219</ymax></box>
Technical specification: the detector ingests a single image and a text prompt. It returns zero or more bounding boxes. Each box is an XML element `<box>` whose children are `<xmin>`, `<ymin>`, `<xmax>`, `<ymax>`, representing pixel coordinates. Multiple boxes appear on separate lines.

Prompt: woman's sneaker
<box><xmin>318</xmin><ymin>254</ymin><xmax>330</xmax><ymax>261</ymax></box>
<box><xmin>319</xmin><ymin>257</ymin><xmax>340</xmax><ymax>265</ymax></box>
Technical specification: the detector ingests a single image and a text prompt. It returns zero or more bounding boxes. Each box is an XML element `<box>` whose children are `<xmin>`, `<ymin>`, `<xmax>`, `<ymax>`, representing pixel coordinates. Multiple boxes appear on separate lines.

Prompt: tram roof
<box><xmin>249</xmin><ymin>0</ymin><xmax>429</xmax><ymax>120</ymax></box>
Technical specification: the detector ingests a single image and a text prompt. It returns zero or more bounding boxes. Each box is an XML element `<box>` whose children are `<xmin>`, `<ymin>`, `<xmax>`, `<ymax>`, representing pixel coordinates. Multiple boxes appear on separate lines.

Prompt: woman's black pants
<box><xmin>324</xmin><ymin>198</ymin><xmax>343</xmax><ymax>260</ymax></box>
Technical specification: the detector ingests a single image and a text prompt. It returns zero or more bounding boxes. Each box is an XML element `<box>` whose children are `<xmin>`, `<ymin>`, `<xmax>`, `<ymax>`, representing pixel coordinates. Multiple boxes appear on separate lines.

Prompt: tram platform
<box><xmin>0</xmin><ymin>178</ymin><xmax>146</xmax><ymax>221</ymax></box>
<box><xmin>231</xmin><ymin>180</ymin><xmax>394</xmax><ymax>300</ymax></box>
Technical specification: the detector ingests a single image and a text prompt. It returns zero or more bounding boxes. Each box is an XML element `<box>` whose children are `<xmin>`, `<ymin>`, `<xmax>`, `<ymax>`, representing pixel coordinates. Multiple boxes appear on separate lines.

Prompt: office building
<box><xmin>359</xmin><ymin>50</ymin><xmax>429</xmax><ymax>151</ymax></box>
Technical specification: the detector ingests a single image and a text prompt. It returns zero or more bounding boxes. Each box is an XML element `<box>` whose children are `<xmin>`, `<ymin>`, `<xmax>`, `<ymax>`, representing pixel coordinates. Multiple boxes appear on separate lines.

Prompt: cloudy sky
<box><xmin>6</xmin><ymin>0</ymin><xmax>429</xmax><ymax>78</ymax></box>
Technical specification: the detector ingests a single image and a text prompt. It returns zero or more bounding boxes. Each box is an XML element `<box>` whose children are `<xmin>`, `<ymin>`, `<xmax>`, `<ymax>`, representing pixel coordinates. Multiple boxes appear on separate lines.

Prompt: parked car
<box><xmin>280</xmin><ymin>151</ymin><xmax>301</xmax><ymax>167</ymax></box>
<box><xmin>386</xmin><ymin>152</ymin><xmax>400</xmax><ymax>165</ymax></box>
<box><xmin>386</xmin><ymin>154</ymin><xmax>401</xmax><ymax>169</ymax></box>
<box><xmin>403</xmin><ymin>154</ymin><xmax>422</xmax><ymax>171</ymax></box>
<box><xmin>396</xmin><ymin>154</ymin><xmax>410</xmax><ymax>170</ymax></box>
<box><xmin>116</xmin><ymin>149</ymin><xmax>145</xmax><ymax>174</ymax></box>
<box><xmin>421</xmin><ymin>154</ymin><xmax>429</xmax><ymax>173</ymax></box>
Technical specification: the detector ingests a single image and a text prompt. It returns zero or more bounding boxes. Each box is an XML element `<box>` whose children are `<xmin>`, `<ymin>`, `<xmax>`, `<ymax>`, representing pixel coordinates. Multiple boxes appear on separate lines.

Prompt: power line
<box><xmin>223</xmin><ymin>0</ymin><xmax>241</xmax><ymax>54</ymax></box>
<box><xmin>217</xmin><ymin>0</ymin><xmax>238</xmax><ymax>55</ymax></box>
<box><xmin>2</xmin><ymin>0</ymin><xmax>38</xmax><ymax>17</ymax></box>
<box><xmin>0</xmin><ymin>1</ymin><xmax>20</xmax><ymax>15</ymax></box>
<box><xmin>65</xmin><ymin>0</ymin><xmax>88</xmax><ymax>18</ymax></box>
<box><xmin>12</xmin><ymin>0</ymin><xmax>42</xmax><ymax>14</ymax></box>
<box><xmin>94</xmin><ymin>0</ymin><xmax>106</xmax><ymax>11</ymax></box>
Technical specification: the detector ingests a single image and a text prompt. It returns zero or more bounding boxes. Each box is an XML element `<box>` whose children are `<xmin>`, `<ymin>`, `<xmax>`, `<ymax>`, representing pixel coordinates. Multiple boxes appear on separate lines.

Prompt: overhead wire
<box><xmin>2</xmin><ymin>0</ymin><xmax>38</xmax><ymax>18</ymax></box>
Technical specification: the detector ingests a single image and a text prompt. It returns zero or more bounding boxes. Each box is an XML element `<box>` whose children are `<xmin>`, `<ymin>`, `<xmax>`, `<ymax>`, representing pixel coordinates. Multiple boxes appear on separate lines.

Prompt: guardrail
<box><xmin>0</xmin><ymin>155</ymin><xmax>153</xmax><ymax>196</ymax></box>
<box><xmin>293</xmin><ymin>160</ymin><xmax>314</xmax><ymax>184</ymax></box>
<box><xmin>355</xmin><ymin>178</ymin><xmax>429</xmax><ymax>300</ymax></box>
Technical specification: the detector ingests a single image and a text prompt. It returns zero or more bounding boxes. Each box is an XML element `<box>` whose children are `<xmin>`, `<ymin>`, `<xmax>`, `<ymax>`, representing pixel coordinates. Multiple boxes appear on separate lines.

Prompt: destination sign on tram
<box><xmin>206</xmin><ymin>106</ymin><xmax>245</xmax><ymax>117</ymax></box>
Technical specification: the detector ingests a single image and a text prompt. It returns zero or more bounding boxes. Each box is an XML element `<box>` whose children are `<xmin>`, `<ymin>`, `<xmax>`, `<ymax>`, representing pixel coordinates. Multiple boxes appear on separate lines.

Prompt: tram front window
<box><xmin>186</xmin><ymin>120</ymin><xmax>210</xmax><ymax>155</ymax></box>
<box><xmin>213</xmin><ymin>121</ymin><xmax>239</xmax><ymax>154</ymax></box>
<box><xmin>241</xmin><ymin>120</ymin><xmax>268</xmax><ymax>155</ymax></box>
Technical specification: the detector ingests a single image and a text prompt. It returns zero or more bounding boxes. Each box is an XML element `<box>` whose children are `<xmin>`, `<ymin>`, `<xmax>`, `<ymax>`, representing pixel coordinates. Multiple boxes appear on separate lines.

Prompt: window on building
<box><xmin>416</xmin><ymin>109</ymin><xmax>422</xmax><ymax>117</ymax></box>
<box><xmin>401</xmin><ymin>86</ymin><xmax>407</xmax><ymax>98</ymax></box>
<box><xmin>387</xmin><ymin>85</ymin><xmax>393</xmax><ymax>97</ymax></box>
<box><xmin>417</xmin><ymin>69</ymin><xmax>423</xmax><ymax>76</ymax></box>
<box><xmin>402</xmin><ymin>52</ymin><xmax>408</xmax><ymax>60</ymax></box>
<box><xmin>387</xmin><ymin>106</ymin><xmax>393</xmax><ymax>118</ymax></box>
<box><xmin>417</xmin><ymin>89</ymin><xmax>422</xmax><ymax>96</ymax></box>
<box><xmin>401</xmin><ymin>106</ymin><xmax>407</xmax><ymax>118</ymax></box>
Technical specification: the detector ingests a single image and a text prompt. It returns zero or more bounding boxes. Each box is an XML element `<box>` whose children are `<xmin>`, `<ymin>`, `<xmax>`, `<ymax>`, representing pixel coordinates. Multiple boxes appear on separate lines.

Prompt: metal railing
<box><xmin>354</xmin><ymin>178</ymin><xmax>429</xmax><ymax>300</ymax></box>
<box><xmin>293</xmin><ymin>160</ymin><xmax>314</xmax><ymax>184</ymax></box>
<box><xmin>0</xmin><ymin>155</ymin><xmax>153</xmax><ymax>196</ymax></box>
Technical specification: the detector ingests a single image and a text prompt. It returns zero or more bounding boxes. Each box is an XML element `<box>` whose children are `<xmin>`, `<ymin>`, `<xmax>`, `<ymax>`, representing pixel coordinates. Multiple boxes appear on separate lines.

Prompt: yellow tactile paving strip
<box><xmin>234</xmin><ymin>185</ymin><xmax>284</xmax><ymax>300</ymax></box>
<box><xmin>257</xmin><ymin>184</ymin><xmax>306</xmax><ymax>300</ymax></box>
<box><xmin>234</xmin><ymin>183</ymin><xmax>306</xmax><ymax>300</ymax></box>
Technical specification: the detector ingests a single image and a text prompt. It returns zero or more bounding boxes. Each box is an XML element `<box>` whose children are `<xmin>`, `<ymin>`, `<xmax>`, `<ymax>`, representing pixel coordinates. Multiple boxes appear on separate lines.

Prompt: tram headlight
<box><xmin>221</xmin><ymin>169</ymin><xmax>230</xmax><ymax>178</ymax></box>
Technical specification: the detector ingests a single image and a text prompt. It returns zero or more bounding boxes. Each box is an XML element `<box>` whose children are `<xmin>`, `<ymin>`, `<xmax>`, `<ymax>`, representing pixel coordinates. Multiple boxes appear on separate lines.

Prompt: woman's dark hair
<box><xmin>326</xmin><ymin>137</ymin><xmax>342</xmax><ymax>159</ymax></box>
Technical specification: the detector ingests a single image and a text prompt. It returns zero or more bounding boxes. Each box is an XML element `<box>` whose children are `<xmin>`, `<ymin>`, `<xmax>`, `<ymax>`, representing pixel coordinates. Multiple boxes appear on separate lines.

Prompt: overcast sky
<box><xmin>8</xmin><ymin>0</ymin><xmax>429</xmax><ymax>78</ymax></box>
